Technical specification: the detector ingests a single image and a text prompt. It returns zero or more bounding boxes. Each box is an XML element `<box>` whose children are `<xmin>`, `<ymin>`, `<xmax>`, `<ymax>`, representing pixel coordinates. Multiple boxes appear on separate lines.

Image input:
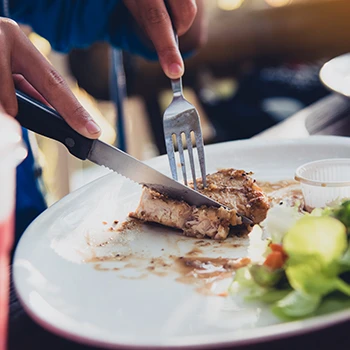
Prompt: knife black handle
<box><xmin>15</xmin><ymin>90</ymin><xmax>94</xmax><ymax>160</ymax></box>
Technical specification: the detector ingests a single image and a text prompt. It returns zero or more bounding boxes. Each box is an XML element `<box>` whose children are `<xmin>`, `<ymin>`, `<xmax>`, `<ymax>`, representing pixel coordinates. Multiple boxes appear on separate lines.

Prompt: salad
<box><xmin>229</xmin><ymin>200</ymin><xmax>350</xmax><ymax>320</ymax></box>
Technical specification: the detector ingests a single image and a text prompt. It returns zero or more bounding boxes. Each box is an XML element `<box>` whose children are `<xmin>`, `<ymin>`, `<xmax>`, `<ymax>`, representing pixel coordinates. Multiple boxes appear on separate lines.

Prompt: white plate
<box><xmin>320</xmin><ymin>53</ymin><xmax>350</xmax><ymax>96</ymax></box>
<box><xmin>14</xmin><ymin>136</ymin><xmax>350</xmax><ymax>349</ymax></box>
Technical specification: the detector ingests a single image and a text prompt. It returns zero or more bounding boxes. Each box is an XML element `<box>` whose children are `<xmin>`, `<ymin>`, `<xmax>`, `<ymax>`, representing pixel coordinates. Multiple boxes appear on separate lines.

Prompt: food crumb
<box><xmin>217</xmin><ymin>291</ymin><xmax>228</xmax><ymax>297</ymax></box>
<box><xmin>113</xmin><ymin>220</ymin><xmax>119</xmax><ymax>225</ymax></box>
<box><xmin>102</xmin><ymin>221</ymin><xmax>107</xmax><ymax>225</ymax></box>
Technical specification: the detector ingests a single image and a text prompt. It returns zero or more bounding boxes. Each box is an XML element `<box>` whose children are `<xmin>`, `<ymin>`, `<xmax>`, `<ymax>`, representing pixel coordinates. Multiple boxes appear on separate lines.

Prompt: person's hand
<box><xmin>0</xmin><ymin>18</ymin><xmax>101</xmax><ymax>139</ymax></box>
<box><xmin>123</xmin><ymin>0</ymin><xmax>200</xmax><ymax>79</ymax></box>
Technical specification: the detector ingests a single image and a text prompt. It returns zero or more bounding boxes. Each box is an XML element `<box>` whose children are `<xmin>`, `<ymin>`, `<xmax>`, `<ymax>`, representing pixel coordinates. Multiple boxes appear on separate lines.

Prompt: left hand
<box><xmin>123</xmin><ymin>0</ymin><xmax>198</xmax><ymax>79</ymax></box>
<box><xmin>0</xmin><ymin>18</ymin><xmax>101</xmax><ymax>139</ymax></box>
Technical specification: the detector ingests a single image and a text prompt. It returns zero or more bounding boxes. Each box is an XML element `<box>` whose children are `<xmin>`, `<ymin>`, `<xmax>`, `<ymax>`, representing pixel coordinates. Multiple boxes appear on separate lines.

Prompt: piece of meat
<box><xmin>129</xmin><ymin>169</ymin><xmax>269</xmax><ymax>240</ymax></box>
<box><xmin>197</xmin><ymin>169</ymin><xmax>269</xmax><ymax>224</ymax></box>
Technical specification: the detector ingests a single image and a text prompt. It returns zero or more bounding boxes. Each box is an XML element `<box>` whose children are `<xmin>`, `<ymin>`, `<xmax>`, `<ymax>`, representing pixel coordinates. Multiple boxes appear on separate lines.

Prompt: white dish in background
<box><xmin>13</xmin><ymin>136</ymin><xmax>350</xmax><ymax>349</ymax></box>
<box><xmin>320</xmin><ymin>53</ymin><xmax>350</xmax><ymax>96</ymax></box>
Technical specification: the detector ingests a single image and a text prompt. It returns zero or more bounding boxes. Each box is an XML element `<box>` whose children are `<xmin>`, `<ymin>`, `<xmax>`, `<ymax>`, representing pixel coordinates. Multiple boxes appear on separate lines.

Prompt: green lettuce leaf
<box><xmin>286</xmin><ymin>261</ymin><xmax>342</xmax><ymax>295</ymax></box>
<box><xmin>283</xmin><ymin>216</ymin><xmax>347</xmax><ymax>266</ymax></box>
<box><xmin>249</xmin><ymin>264</ymin><xmax>284</xmax><ymax>288</ymax></box>
<box><xmin>229</xmin><ymin>266</ymin><xmax>290</xmax><ymax>303</ymax></box>
<box><xmin>338</xmin><ymin>244</ymin><xmax>350</xmax><ymax>273</ymax></box>
<box><xmin>315</xmin><ymin>293</ymin><xmax>350</xmax><ymax>316</ymax></box>
<box><xmin>331</xmin><ymin>200</ymin><xmax>350</xmax><ymax>233</ymax></box>
<box><xmin>312</xmin><ymin>200</ymin><xmax>350</xmax><ymax>233</ymax></box>
<box><xmin>229</xmin><ymin>208</ymin><xmax>350</xmax><ymax>321</ymax></box>
<box><xmin>273</xmin><ymin>292</ymin><xmax>350</xmax><ymax>320</ymax></box>
<box><xmin>272</xmin><ymin>290</ymin><xmax>321</xmax><ymax>319</ymax></box>
<box><xmin>283</xmin><ymin>216</ymin><xmax>350</xmax><ymax>297</ymax></box>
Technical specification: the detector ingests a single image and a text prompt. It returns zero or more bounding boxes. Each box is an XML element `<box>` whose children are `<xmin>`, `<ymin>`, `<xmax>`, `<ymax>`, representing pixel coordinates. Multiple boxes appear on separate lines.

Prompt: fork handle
<box><xmin>171</xmin><ymin>78</ymin><xmax>183</xmax><ymax>96</ymax></box>
<box><xmin>165</xmin><ymin>0</ymin><xmax>184</xmax><ymax>97</ymax></box>
<box><xmin>170</xmin><ymin>31</ymin><xmax>183</xmax><ymax>96</ymax></box>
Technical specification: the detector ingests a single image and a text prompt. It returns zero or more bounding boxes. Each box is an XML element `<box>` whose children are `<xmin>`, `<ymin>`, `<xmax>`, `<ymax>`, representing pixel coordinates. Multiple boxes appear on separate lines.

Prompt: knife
<box><xmin>15</xmin><ymin>90</ymin><xmax>252</xmax><ymax>224</ymax></box>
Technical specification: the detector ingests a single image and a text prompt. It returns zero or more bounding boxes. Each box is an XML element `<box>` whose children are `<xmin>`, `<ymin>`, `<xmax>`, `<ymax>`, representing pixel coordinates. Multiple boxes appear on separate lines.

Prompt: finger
<box><xmin>167</xmin><ymin>0</ymin><xmax>197</xmax><ymax>36</ymax></box>
<box><xmin>0</xmin><ymin>39</ymin><xmax>17</xmax><ymax>117</ymax></box>
<box><xmin>124</xmin><ymin>0</ymin><xmax>184</xmax><ymax>79</ymax></box>
<box><xmin>9</xmin><ymin>22</ymin><xmax>101</xmax><ymax>139</ymax></box>
<box><xmin>13</xmin><ymin>74</ymin><xmax>51</xmax><ymax>106</ymax></box>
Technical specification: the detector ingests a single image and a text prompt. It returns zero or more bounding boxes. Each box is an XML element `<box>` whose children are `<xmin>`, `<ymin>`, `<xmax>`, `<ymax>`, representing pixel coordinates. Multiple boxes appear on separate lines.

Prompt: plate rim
<box><xmin>320</xmin><ymin>53</ymin><xmax>350</xmax><ymax>96</ymax></box>
<box><xmin>14</xmin><ymin>292</ymin><xmax>350</xmax><ymax>349</ymax></box>
<box><xmin>13</xmin><ymin>135</ymin><xmax>350</xmax><ymax>349</ymax></box>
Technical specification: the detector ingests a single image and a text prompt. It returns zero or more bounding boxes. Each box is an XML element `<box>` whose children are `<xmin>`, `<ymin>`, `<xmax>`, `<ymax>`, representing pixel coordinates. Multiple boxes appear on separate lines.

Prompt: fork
<box><xmin>163</xmin><ymin>35</ymin><xmax>207</xmax><ymax>190</ymax></box>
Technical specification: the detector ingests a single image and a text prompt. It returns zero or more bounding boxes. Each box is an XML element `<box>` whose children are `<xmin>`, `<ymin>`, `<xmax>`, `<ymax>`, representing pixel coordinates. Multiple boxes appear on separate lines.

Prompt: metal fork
<box><xmin>163</xmin><ymin>36</ymin><xmax>207</xmax><ymax>190</ymax></box>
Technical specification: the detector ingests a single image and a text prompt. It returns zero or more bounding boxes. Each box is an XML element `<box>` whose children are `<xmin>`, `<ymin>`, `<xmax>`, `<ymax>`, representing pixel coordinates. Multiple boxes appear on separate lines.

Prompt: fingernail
<box><xmin>85</xmin><ymin>120</ymin><xmax>101</xmax><ymax>135</ymax></box>
<box><xmin>168</xmin><ymin>63</ymin><xmax>184</xmax><ymax>78</ymax></box>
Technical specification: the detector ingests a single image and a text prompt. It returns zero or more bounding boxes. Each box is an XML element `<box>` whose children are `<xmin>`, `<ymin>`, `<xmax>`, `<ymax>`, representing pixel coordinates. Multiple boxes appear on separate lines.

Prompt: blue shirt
<box><xmin>8</xmin><ymin>0</ymin><xmax>158</xmax><ymax>59</ymax></box>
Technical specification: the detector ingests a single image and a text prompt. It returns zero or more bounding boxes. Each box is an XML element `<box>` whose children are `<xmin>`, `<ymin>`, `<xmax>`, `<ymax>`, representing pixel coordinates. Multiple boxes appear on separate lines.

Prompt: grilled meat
<box><xmin>129</xmin><ymin>169</ymin><xmax>269</xmax><ymax>240</ymax></box>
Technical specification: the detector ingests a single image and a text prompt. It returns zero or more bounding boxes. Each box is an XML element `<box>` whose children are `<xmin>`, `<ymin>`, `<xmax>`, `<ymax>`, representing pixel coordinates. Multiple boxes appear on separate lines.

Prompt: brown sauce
<box><xmin>194</xmin><ymin>240</ymin><xmax>211</xmax><ymax>247</ymax></box>
<box><xmin>86</xmin><ymin>253</ymin><xmax>129</xmax><ymax>263</ymax></box>
<box><xmin>94</xmin><ymin>264</ymin><xmax>120</xmax><ymax>272</ymax></box>
<box><xmin>175</xmin><ymin>256</ymin><xmax>251</xmax><ymax>279</ymax></box>
<box><xmin>186</xmin><ymin>248</ymin><xmax>203</xmax><ymax>256</ymax></box>
<box><xmin>119</xmin><ymin>274</ymin><xmax>148</xmax><ymax>280</ymax></box>
<box><xmin>257</xmin><ymin>180</ymin><xmax>298</xmax><ymax>193</ymax></box>
<box><xmin>193</xmin><ymin>238</ymin><xmax>245</xmax><ymax>250</ymax></box>
<box><xmin>88</xmin><ymin>179</ymin><xmax>300</xmax><ymax>294</ymax></box>
<box><xmin>258</xmin><ymin>180</ymin><xmax>303</xmax><ymax>208</ymax></box>
<box><xmin>173</xmin><ymin>256</ymin><xmax>251</xmax><ymax>294</ymax></box>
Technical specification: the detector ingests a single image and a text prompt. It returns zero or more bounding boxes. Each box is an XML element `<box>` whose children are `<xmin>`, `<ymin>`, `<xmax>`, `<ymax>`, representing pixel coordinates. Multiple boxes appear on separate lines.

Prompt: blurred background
<box><xmin>21</xmin><ymin>0</ymin><xmax>350</xmax><ymax>205</ymax></box>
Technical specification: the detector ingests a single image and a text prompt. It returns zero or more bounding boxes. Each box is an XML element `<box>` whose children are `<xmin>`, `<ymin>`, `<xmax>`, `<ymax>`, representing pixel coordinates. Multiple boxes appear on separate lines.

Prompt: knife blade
<box><xmin>88</xmin><ymin>140</ymin><xmax>220</xmax><ymax>208</ymax></box>
<box><xmin>15</xmin><ymin>90</ymin><xmax>253</xmax><ymax>223</ymax></box>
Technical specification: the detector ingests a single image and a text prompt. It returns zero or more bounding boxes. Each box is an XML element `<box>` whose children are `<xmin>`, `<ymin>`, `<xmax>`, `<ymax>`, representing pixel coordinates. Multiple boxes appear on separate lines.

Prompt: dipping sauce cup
<box><xmin>295</xmin><ymin>158</ymin><xmax>350</xmax><ymax>210</ymax></box>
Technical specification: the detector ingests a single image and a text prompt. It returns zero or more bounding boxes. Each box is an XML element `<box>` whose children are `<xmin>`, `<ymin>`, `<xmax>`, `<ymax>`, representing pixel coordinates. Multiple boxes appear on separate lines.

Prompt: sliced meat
<box><xmin>196</xmin><ymin>169</ymin><xmax>269</xmax><ymax>224</ymax></box>
<box><xmin>130</xmin><ymin>188</ymin><xmax>241</xmax><ymax>239</ymax></box>
<box><xmin>130</xmin><ymin>169</ymin><xmax>269</xmax><ymax>240</ymax></box>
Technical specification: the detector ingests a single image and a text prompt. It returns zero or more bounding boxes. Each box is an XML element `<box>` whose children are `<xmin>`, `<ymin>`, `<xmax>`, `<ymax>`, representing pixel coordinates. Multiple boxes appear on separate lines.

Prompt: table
<box><xmin>8</xmin><ymin>93</ymin><xmax>350</xmax><ymax>349</ymax></box>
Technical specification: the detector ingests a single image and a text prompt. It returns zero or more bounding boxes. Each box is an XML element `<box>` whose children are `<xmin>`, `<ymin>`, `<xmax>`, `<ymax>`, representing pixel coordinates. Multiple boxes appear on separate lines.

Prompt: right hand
<box><xmin>0</xmin><ymin>18</ymin><xmax>101</xmax><ymax>139</ymax></box>
<box><xmin>123</xmin><ymin>0</ymin><xmax>200</xmax><ymax>79</ymax></box>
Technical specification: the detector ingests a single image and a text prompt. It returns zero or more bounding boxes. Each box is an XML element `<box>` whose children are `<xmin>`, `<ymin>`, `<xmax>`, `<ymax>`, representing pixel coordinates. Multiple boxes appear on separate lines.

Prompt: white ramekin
<box><xmin>295</xmin><ymin>158</ymin><xmax>350</xmax><ymax>209</ymax></box>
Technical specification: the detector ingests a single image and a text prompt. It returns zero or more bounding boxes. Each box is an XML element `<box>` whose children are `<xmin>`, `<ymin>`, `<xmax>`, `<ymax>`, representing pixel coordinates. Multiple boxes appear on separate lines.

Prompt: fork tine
<box><xmin>185</xmin><ymin>131</ymin><xmax>197</xmax><ymax>190</ymax></box>
<box><xmin>176</xmin><ymin>133</ymin><xmax>187</xmax><ymax>185</ymax></box>
<box><xmin>194</xmin><ymin>130</ymin><xmax>207</xmax><ymax>187</ymax></box>
<box><xmin>165</xmin><ymin>134</ymin><xmax>178</xmax><ymax>181</ymax></box>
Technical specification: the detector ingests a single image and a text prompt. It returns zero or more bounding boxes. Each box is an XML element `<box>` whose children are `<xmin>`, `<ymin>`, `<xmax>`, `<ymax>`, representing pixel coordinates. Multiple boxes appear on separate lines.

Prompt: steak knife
<box><xmin>15</xmin><ymin>90</ymin><xmax>252</xmax><ymax>224</ymax></box>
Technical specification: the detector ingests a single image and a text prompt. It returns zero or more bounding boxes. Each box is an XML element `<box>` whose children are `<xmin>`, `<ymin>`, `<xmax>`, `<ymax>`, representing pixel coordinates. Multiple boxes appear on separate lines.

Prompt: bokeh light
<box><xmin>217</xmin><ymin>0</ymin><xmax>245</xmax><ymax>11</ymax></box>
<box><xmin>264</xmin><ymin>0</ymin><xmax>292</xmax><ymax>7</ymax></box>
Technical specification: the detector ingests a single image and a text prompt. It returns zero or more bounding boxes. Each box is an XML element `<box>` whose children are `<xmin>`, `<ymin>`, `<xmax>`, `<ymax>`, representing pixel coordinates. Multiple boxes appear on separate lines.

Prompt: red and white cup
<box><xmin>0</xmin><ymin>113</ymin><xmax>27</xmax><ymax>350</ymax></box>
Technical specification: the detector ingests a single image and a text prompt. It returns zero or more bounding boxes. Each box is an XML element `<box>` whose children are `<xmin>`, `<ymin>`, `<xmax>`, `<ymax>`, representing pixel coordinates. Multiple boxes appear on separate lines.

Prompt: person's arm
<box><xmin>8</xmin><ymin>0</ymin><xmax>204</xmax><ymax>79</ymax></box>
